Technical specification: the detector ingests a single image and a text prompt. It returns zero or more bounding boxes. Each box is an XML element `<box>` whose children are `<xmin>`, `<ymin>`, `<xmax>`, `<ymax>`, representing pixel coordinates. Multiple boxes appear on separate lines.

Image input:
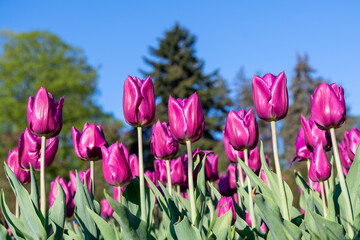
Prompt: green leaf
<box><xmin>144</xmin><ymin>174</ymin><xmax>170</xmax><ymax>218</ymax></box>
<box><xmin>0</xmin><ymin>222</ymin><xmax>10</xmax><ymax>240</ymax></box>
<box><xmin>212</xmin><ymin>209</ymin><xmax>232</xmax><ymax>240</ymax></box>
<box><xmin>174</xmin><ymin>216</ymin><xmax>202</xmax><ymax>240</ymax></box>
<box><xmin>29</xmin><ymin>164</ymin><xmax>39</xmax><ymax>211</ymax></box>
<box><xmin>48</xmin><ymin>182</ymin><xmax>66</xmax><ymax>239</ymax></box>
<box><xmin>4</xmin><ymin>163</ymin><xmax>47</xmax><ymax>239</ymax></box>
<box><xmin>87</xmin><ymin>207</ymin><xmax>118</xmax><ymax>240</ymax></box>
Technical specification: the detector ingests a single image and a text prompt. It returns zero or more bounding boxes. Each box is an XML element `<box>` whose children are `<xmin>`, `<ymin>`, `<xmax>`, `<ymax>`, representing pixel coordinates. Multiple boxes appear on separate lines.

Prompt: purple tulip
<box><xmin>227</xmin><ymin>164</ymin><xmax>244</xmax><ymax>190</ymax></box>
<box><xmin>252</xmin><ymin>72</ymin><xmax>288</xmax><ymax>121</ymax></box>
<box><xmin>216</xmin><ymin>196</ymin><xmax>236</xmax><ymax>225</ymax></box>
<box><xmin>123</xmin><ymin>75</ymin><xmax>155</xmax><ymax>127</ymax></box>
<box><xmin>101</xmin><ymin>142</ymin><xmax>132</xmax><ymax>187</ymax></box>
<box><xmin>151</xmin><ymin>120</ymin><xmax>179</xmax><ymax>159</ymax></box>
<box><xmin>339</xmin><ymin>140</ymin><xmax>352</xmax><ymax>169</ymax></box>
<box><xmin>168</xmin><ymin>92</ymin><xmax>205</xmax><ymax>143</ymax></box>
<box><xmin>223</xmin><ymin>130</ymin><xmax>244</xmax><ymax>163</ymax></box>
<box><xmin>248</xmin><ymin>147</ymin><xmax>261</xmax><ymax>175</ymax></box>
<box><xmin>308</xmin><ymin>143</ymin><xmax>332</xmax><ymax>182</ymax></box>
<box><xmin>154</xmin><ymin>160</ymin><xmax>167</xmax><ymax>184</ymax></box>
<box><xmin>49</xmin><ymin>177</ymin><xmax>73</xmax><ymax>217</ymax></box>
<box><xmin>311</xmin><ymin>83</ymin><xmax>346</xmax><ymax>130</ymax></box>
<box><xmin>18</xmin><ymin>128</ymin><xmax>59</xmax><ymax>170</ymax></box>
<box><xmin>129</xmin><ymin>154</ymin><xmax>139</xmax><ymax>178</ymax></box>
<box><xmin>145</xmin><ymin>170</ymin><xmax>157</xmax><ymax>187</ymax></box>
<box><xmin>217</xmin><ymin>175</ymin><xmax>232</xmax><ymax>196</ymax></box>
<box><xmin>344</xmin><ymin>128</ymin><xmax>360</xmax><ymax>160</ymax></box>
<box><xmin>6</xmin><ymin>148</ymin><xmax>30</xmax><ymax>184</ymax></box>
<box><xmin>68</xmin><ymin>169</ymin><xmax>91</xmax><ymax>197</ymax></box>
<box><xmin>205</xmin><ymin>154</ymin><xmax>219</xmax><ymax>181</ymax></box>
<box><xmin>72</xmin><ymin>123</ymin><xmax>108</xmax><ymax>161</ymax></box>
<box><xmin>291</xmin><ymin>128</ymin><xmax>312</xmax><ymax>164</ymax></box>
<box><xmin>301</xmin><ymin>115</ymin><xmax>332</xmax><ymax>152</ymax></box>
<box><xmin>170</xmin><ymin>157</ymin><xmax>186</xmax><ymax>185</ymax></box>
<box><xmin>191</xmin><ymin>148</ymin><xmax>214</xmax><ymax>160</ymax></box>
<box><xmin>27</xmin><ymin>87</ymin><xmax>64</xmax><ymax>138</ymax></box>
<box><xmin>309</xmin><ymin>180</ymin><xmax>321</xmax><ymax>194</ymax></box>
<box><xmin>100</xmin><ymin>198</ymin><xmax>113</xmax><ymax>218</ymax></box>
<box><xmin>224</xmin><ymin>108</ymin><xmax>258</xmax><ymax>151</ymax></box>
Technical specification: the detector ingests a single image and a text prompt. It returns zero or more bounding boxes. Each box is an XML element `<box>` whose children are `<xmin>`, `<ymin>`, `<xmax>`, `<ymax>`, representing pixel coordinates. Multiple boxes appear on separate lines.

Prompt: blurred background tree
<box><xmin>0</xmin><ymin>30</ymin><xmax>122</xmax><ymax>200</ymax></box>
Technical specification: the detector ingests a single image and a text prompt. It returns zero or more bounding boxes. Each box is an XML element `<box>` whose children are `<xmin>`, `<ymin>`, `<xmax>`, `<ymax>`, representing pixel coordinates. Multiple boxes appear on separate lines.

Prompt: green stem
<box><xmin>166</xmin><ymin>159</ymin><xmax>172</xmax><ymax>196</ymax></box>
<box><xmin>307</xmin><ymin>159</ymin><xmax>314</xmax><ymax>190</ymax></box>
<box><xmin>270</xmin><ymin>121</ymin><xmax>290</xmax><ymax>220</ymax></box>
<box><xmin>236</xmin><ymin>163</ymin><xmax>243</xmax><ymax>207</ymax></box>
<box><xmin>320</xmin><ymin>181</ymin><xmax>327</xmax><ymax>218</ymax></box>
<box><xmin>90</xmin><ymin>161</ymin><xmax>95</xmax><ymax>195</ymax></box>
<box><xmin>244</xmin><ymin>149</ymin><xmax>255</xmax><ymax>228</ymax></box>
<box><xmin>118</xmin><ymin>186</ymin><xmax>122</xmax><ymax>203</ymax></box>
<box><xmin>15</xmin><ymin>200</ymin><xmax>19</xmax><ymax>218</ymax></box>
<box><xmin>330</xmin><ymin>128</ymin><xmax>354</xmax><ymax>236</ymax></box>
<box><xmin>177</xmin><ymin>185</ymin><xmax>182</xmax><ymax>211</ymax></box>
<box><xmin>137</xmin><ymin>127</ymin><xmax>146</xmax><ymax>222</ymax></box>
<box><xmin>186</xmin><ymin>140</ymin><xmax>197</xmax><ymax>224</ymax></box>
<box><xmin>209</xmin><ymin>181</ymin><xmax>215</xmax><ymax>201</ymax></box>
<box><xmin>40</xmin><ymin>136</ymin><xmax>46</xmax><ymax>219</ymax></box>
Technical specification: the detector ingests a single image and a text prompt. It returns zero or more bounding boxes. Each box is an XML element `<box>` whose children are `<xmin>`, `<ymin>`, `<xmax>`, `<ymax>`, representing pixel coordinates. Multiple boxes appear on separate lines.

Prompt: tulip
<box><xmin>227</xmin><ymin>164</ymin><xmax>244</xmax><ymax>190</ymax></box>
<box><xmin>18</xmin><ymin>128</ymin><xmax>59</xmax><ymax>170</ymax></box>
<box><xmin>168</xmin><ymin>92</ymin><xmax>205</xmax><ymax>143</ymax></box>
<box><xmin>252</xmin><ymin>72</ymin><xmax>288</xmax><ymax>121</ymax></box>
<box><xmin>123</xmin><ymin>75</ymin><xmax>155</xmax><ymax>127</ymax></box>
<box><xmin>113</xmin><ymin>185</ymin><xmax>126</xmax><ymax>202</ymax></box>
<box><xmin>223</xmin><ymin>130</ymin><xmax>244</xmax><ymax>163</ymax></box>
<box><xmin>205</xmin><ymin>154</ymin><xmax>219</xmax><ymax>181</ymax></box>
<box><xmin>192</xmin><ymin>148</ymin><xmax>214</xmax><ymax>160</ymax></box>
<box><xmin>49</xmin><ymin>177</ymin><xmax>73</xmax><ymax>217</ymax></box>
<box><xmin>215</xmin><ymin>196</ymin><xmax>236</xmax><ymax>225</ymax></box>
<box><xmin>129</xmin><ymin>154</ymin><xmax>140</xmax><ymax>178</ymax></box>
<box><xmin>101</xmin><ymin>142</ymin><xmax>132</xmax><ymax>187</ymax></box>
<box><xmin>72</xmin><ymin>123</ymin><xmax>108</xmax><ymax>161</ymax></box>
<box><xmin>291</xmin><ymin>128</ymin><xmax>312</xmax><ymax>164</ymax></box>
<box><xmin>68</xmin><ymin>169</ymin><xmax>91</xmax><ymax>197</ymax></box>
<box><xmin>309</xmin><ymin>180</ymin><xmax>321</xmax><ymax>194</ymax></box>
<box><xmin>151</xmin><ymin>120</ymin><xmax>179</xmax><ymax>159</ymax></box>
<box><xmin>301</xmin><ymin>115</ymin><xmax>332</xmax><ymax>152</ymax></box>
<box><xmin>154</xmin><ymin>160</ymin><xmax>167</xmax><ymax>184</ymax></box>
<box><xmin>248</xmin><ymin>147</ymin><xmax>261</xmax><ymax>175</ymax></box>
<box><xmin>344</xmin><ymin>128</ymin><xmax>360</xmax><ymax>160</ymax></box>
<box><xmin>339</xmin><ymin>140</ymin><xmax>352</xmax><ymax>169</ymax></box>
<box><xmin>218</xmin><ymin>175</ymin><xmax>232</xmax><ymax>196</ymax></box>
<box><xmin>310</xmin><ymin>83</ymin><xmax>346</xmax><ymax>130</ymax></box>
<box><xmin>308</xmin><ymin>143</ymin><xmax>332</xmax><ymax>182</ymax></box>
<box><xmin>145</xmin><ymin>170</ymin><xmax>157</xmax><ymax>187</ymax></box>
<box><xmin>100</xmin><ymin>198</ymin><xmax>113</xmax><ymax>218</ymax></box>
<box><xmin>27</xmin><ymin>87</ymin><xmax>64</xmax><ymax>138</ymax></box>
<box><xmin>224</xmin><ymin>108</ymin><xmax>258</xmax><ymax>151</ymax></box>
<box><xmin>170</xmin><ymin>157</ymin><xmax>186</xmax><ymax>185</ymax></box>
<box><xmin>6</xmin><ymin>148</ymin><xmax>30</xmax><ymax>184</ymax></box>
<box><xmin>342</xmin><ymin>165</ymin><xmax>350</xmax><ymax>177</ymax></box>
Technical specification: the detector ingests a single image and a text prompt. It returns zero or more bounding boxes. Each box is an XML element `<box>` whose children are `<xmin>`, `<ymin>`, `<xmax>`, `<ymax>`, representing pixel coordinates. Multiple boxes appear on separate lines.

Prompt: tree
<box><xmin>136</xmin><ymin>23</ymin><xmax>232</xmax><ymax>166</ymax></box>
<box><xmin>0</xmin><ymin>31</ymin><xmax>122</xmax><ymax>199</ymax></box>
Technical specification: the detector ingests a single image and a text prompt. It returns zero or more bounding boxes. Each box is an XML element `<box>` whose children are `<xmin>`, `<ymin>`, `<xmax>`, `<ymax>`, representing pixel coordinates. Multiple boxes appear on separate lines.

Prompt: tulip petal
<box><xmin>123</xmin><ymin>76</ymin><xmax>142</xmax><ymax>126</ymax></box>
<box><xmin>138</xmin><ymin>76</ymin><xmax>155</xmax><ymax>126</ymax></box>
<box><xmin>168</xmin><ymin>96</ymin><xmax>187</xmax><ymax>142</ymax></box>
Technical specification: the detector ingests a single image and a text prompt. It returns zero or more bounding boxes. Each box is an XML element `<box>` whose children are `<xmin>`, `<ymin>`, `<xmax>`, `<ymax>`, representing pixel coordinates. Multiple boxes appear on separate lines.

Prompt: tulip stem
<box><xmin>15</xmin><ymin>200</ymin><xmax>19</xmax><ymax>218</ymax></box>
<box><xmin>40</xmin><ymin>136</ymin><xmax>46</xmax><ymax>219</ymax></box>
<box><xmin>209</xmin><ymin>181</ymin><xmax>215</xmax><ymax>201</ymax></box>
<box><xmin>306</xmin><ymin>159</ymin><xmax>314</xmax><ymax>190</ymax></box>
<box><xmin>244</xmin><ymin>149</ymin><xmax>255</xmax><ymax>228</ymax></box>
<box><xmin>236</xmin><ymin>163</ymin><xmax>243</xmax><ymax>207</ymax></box>
<box><xmin>270</xmin><ymin>121</ymin><xmax>290</xmax><ymax>220</ymax></box>
<box><xmin>330</xmin><ymin>128</ymin><xmax>354</xmax><ymax>236</ymax></box>
<box><xmin>177</xmin><ymin>185</ymin><xmax>182</xmax><ymax>211</ymax></box>
<box><xmin>186</xmin><ymin>140</ymin><xmax>197</xmax><ymax>224</ymax></box>
<box><xmin>137</xmin><ymin>127</ymin><xmax>146</xmax><ymax>222</ymax></box>
<box><xmin>166</xmin><ymin>160</ymin><xmax>172</xmax><ymax>196</ymax></box>
<box><xmin>118</xmin><ymin>186</ymin><xmax>122</xmax><ymax>203</ymax></box>
<box><xmin>320</xmin><ymin>181</ymin><xmax>327</xmax><ymax>218</ymax></box>
<box><xmin>90</xmin><ymin>161</ymin><xmax>95</xmax><ymax>196</ymax></box>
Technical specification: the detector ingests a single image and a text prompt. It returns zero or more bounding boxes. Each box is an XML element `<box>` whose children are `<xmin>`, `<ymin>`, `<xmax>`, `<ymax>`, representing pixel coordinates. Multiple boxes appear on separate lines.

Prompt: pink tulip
<box><xmin>291</xmin><ymin>128</ymin><xmax>311</xmax><ymax>164</ymax></box>
<box><xmin>205</xmin><ymin>154</ymin><xmax>219</xmax><ymax>181</ymax></box>
<box><xmin>223</xmin><ymin>130</ymin><xmax>244</xmax><ymax>163</ymax></box>
<box><xmin>129</xmin><ymin>154</ymin><xmax>139</xmax><ymax>178</ymax></box>
<box><xmin>49</xmin><ymin>177</ymin><xmax>73</xmax><ymax>217</ymax></box>
<box><xmin>6</xmin><ymin>148</ymin><xmax>30</xmax><ymax>184</ymax></box>
<box><xmin>150</xmin><ymin>120</ymin><xmax>179</xmax><ymax>159</ymax></box>
<box><xmin>170</xmin><ymin>157</ymin><xmax>186</xmax><ymax>185</ymax></box>
<box><xmin>154</xmin><ymin>160</ymin><xmax>167</xmax><ymax>184</ymax></box>
<box><xmin>344</xmin><ymin>128</ymin><xmax>360</xmax><ymax>160</ymax></box>
<box><xmin>339</xmin><ymin>140</ymin><xmax>352</xmax><ymax>169</ymax></box>
<box><xmin>68</xmin><ymin>169</ymin><xmax>91</xmax><ymax>197</ymax></box>
<box><xmin>100</xmin><ymin>198</ymin><xmax>113</xmax><ymax>218</ymax></box>
<box><xmin>308</xmin><ymin>143</ymin><xmax>331</xmax><ymax>182</ymax></box>
<box><xmin>216</xmin><ymin>196</ymin><xmax>236</xmax><ymax>225</ymax></box>
<box><xmin>301</xmin><ymin>115</ymin><xmax>331</xmax><ymax>151</ymax></box>
<box><xmin>145</xmin><ymin>170</ymin><xmax>157</xmax><ymax>187</ymax></box>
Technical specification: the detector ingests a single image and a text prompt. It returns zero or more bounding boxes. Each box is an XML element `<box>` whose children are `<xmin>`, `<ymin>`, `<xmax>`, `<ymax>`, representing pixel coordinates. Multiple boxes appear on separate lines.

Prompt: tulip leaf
<box><xmin>174</xmin><ymin>216</ymin><xmax>202</xmax><ymax>240</ymax></box>
<box><xmin>105</xmin><ymin>191</ymin><xmax>148</xmax><ymax>240</ymax></box>
<box><xmin>195</xmin><ymin>155</ymin><xmax>206</xmax><ymax>228</ymax></box>
<box><xmin>346</xmin><ymin>143</ymin><xmax>360</xmax><ymax>216</ymax></box>
<box><xmin>48</xmin><ymin>182</ymin><xmax>66</xmax><ymax>239</ymax></box>
<box><xmin>0</xmin><ymin>222</ymin><xmax>10</xmax><ymax>240</ymax></box>
<box><xmin>211</xmin><ymin>209</ymin><xmax>232</xmax><ymax>240</ymax></box>
<box><xmin>4</xmin><ymin>163</ymin><xmax>47</xmax><ymax>239</ymax></box>
<box><xmin>29</xmin><ymin>164</ymin><xmax>39</xmax><ymax>211</ymax></box>
<box><xmin>173</xmin><ymin>190</ymin><xmax>190</xmax><ymax>214</ymax></box>
<box><xmin>87</xmin><ymin>207</ymin><xmax>118</xmax><ymax>240</ymax></box>
<box><xmin>208</xmin><ymin>181</ymin><xmax>221</xmax><ymax>201</ymax></box>
<box><xmin>295</xmin><ymin>172</ymin><xmax>323</xmax><ymax>214</ymax></box>
<box><xmin>144</xmin><ymin>174</ymin><xmax>170</xmax><ymax>218</ymax></box>
<box><xmin>74</xmin><ymin>171</ymin><xmax>98</xmax><ymax>240</ymax></box>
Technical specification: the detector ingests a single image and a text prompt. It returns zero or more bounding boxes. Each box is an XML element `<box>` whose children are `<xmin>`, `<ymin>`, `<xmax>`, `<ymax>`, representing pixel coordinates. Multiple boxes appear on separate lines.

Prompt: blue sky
<box><xmin>1</xmin><ymin>1</ymin><xmax>360</xmax><ymax>122</ymax></box>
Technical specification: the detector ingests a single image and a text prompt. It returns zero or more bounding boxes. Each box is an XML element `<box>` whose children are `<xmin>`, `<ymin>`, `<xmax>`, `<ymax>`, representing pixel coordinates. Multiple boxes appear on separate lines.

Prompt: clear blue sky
<box><xmin>1</xmin><ymin>1</ymin><xmax>360</xmax><ymax>122</ymax></box>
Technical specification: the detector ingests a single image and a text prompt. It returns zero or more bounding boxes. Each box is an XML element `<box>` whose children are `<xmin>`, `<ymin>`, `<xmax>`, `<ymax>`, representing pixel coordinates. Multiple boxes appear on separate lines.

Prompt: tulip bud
<box><xmin>218</xmin><ymin>175</ymin><xmax>232</xmax><ymax>196</ymax></box>
<box><xmin>129</xmin><ymin>154</ymin><xmax>139</xmax><ymax>178</ymax></box>
<box><xmin>68</xmin><ymin>169</ymin><xmax>91</xmax><ymax>197</ymax></box>
<box><xmin>223</xmin><ymin>130</ymin><xmax>244</xmax><ymax>163</ymax></box>
<box><xmin>301</xmin><ymin>115</ymin><xmax>332</xmax><ymax>151</ymax></box>
<box><xmin>248</xmin><ymin>147</ymin><xmax>261</xmax><ymax>175</ymax></box>
<box><xmin>123</xmin><ymin>76</ymin><xmax>155</xmax><ymax>127</ymax></box>
<box><xmin>100</xmin><ymin>198</ymin><xmax>113</xmax><ymax>218</ymax></box>
<box><xmin>311</xmin><ymin>83</ymin><xmax>346</xmax><ymax>130</ymax></box>
<box><xmin>205</xmin><ymin>154</ymin><xmax>219</xmax><ymax>181</ymax></box>
<box><xmin>252</xmin><ymin>72</ymin><xmax>288</xmax><ymax>121</ymax></box>
<box><xmin>216</xmin><ymin>196</ymin><xmax>236</xmax><ymax>225</ymax></box>
<box><xmin>49</xmin><ymin>177</ymin><xmax>73</xmax><ymax>217</ymax></box>
<box><xmin>18</xmin><ymin>128</ymin><xmax>59</xmax><ymax>170</ymax></box>
<box><xmin>27</xmin><ymin>87</ymin><xmax>64</xmax><ymax>138</ymax></box>
<box><xmin>170</xmin><ymin>157</ymin><xmax>186</xmax><ymax>185</ymax></box>
<box><xmin>308</xmin><ymin>143</ymin><xmax>332</xmax><ymax>182</ymax></box>
<box><xmin>72</xmin><ymin>123</ymin><xmax>108</xmax><ymax>161</ymax></box>
<box><xmin>154</xmin><ymin>160</ymin><xmax>167</xmax><ymax>184</ymax></box>
<box><xmin>224</xmin><ymin>108</ymin><xmax>258</xmax><ymax>151</ymax></box>
<box><xmin>344</xmin><ymin>128</ymin><xmax>360</xmax><ymax>160</ymax></box>
<box><xmin>6</xmin><ymin>148</ymin><xmax>30</xmax><ymax>184</ymax></box>
<box><xmin>291</xmin><ymin>128</ymin><xmax>312</xmax><ymax>164</ymax></box>
<box><xmin>168</xmin><ymin>92</ymin><xmax>205</xmax><ymax>143</ymax></box>
<box><xmin>151</xmin><ymin>120</ymin><xmax>179</xmax><ymax>159</ymax></box>
<box><xmin>338</xmin><ymin>140</ymin><xmax>352</xmax><ymax>169</ymax></box>
<box><xmin>101</xmin><ymin>142</ymin><xmax>132</xmax><ymax>187</ymax></box>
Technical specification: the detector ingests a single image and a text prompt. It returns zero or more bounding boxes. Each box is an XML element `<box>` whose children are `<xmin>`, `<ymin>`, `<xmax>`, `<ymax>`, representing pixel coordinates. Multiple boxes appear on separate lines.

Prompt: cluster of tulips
<box><xmin>1</xmin><ymin>70</ymin><xmax>360</xmax><ymax>240</ymax></box>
